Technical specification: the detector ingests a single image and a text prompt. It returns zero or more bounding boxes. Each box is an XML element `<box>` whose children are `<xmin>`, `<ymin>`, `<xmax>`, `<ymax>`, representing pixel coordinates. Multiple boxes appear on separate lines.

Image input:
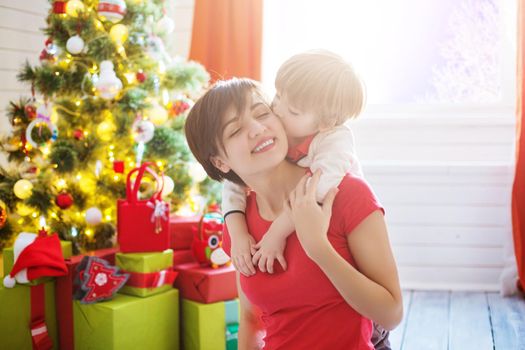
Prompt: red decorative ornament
<box><xmin>53</xmin><ymin>1</ymin><xmax>66</xmax><ymax>14</ymax></box>
<box><xmin>24</xmin><ymin>105</ymin><xmax>37</xmax><ymax>119</ymax></box>
<box><xmin>0</xmin><ymin>202</ymin><xmax>7</xmax><ymax>230</ymax></box>
<box><xmin>73</xmin><ymin>129</ymin><xmax>84</xmax><ymax>140</ymax></box>
<box><xmin>55</xmin><ymin>192</ymin><xmax>74</xmax><ymax>209</ymax></box>
<box><xmin>39</xmin><ymin>38</ymin><xmax>58</xmax><ymax>64</ymax></box>
<box><xmin>136</xmin><ymin>71</ymin><xmax>146</xmax><ymax>83</ymax></box>
<box><xmin>169</xmin><ymin>99</ymin><xmax>191</xmax><ymax>117</ymax></box>
<box><xmin>191</xmin><ymin>210</ymin><xmax>230</xmax><ymax>268</ymax></box>
<box><xmin>74</xmin><ymin>256</ymin><xmax>129</xmax><ymax>304</ymax></box>
<box><xmin>113</xmin><ymin>160</ymin><xmax>125</xmax><ymax>174</ymax></box>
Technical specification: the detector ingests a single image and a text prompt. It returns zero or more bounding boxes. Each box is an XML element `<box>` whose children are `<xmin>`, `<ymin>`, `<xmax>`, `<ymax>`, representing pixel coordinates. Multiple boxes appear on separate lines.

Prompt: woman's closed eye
<box><xmin>229</xmin><ymin>128</ymin><xmax>241</xmax><ymax>138</ymax></box>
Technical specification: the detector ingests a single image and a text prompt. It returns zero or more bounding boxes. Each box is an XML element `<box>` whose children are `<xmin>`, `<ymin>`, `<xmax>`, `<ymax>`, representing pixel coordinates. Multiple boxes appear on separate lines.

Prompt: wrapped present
<box><xmin>3</xmin><ymin>232</ymin><xmax>72</xmax><ymax>286</ymax></box>
<box><xmin>174</xmin><ymin>262</ymin><xmax>237</xmax><ymax>303</ymax></box>
<box><xmin>74</xmin><ymin>289</ymin><xmax>179</xmax><ymax>349</ymax></box>
<box><xmin>118</xmin><ymin>162</ymin><xmax>170</xmax><ymax>253</ymax></box>
<box><xmin>56</xmin><ymin>248</ymin><xmax>118</xmax><ymax>350</ymax></box>
<box><xmin>0</xmin><ymin>282</ymin><xmax>58</xmax><ymax>349</ymax></box>
<box><xmin>116</xmin><ymin>250</ymin><xmax>177</xmax><ymax>297</ymax></box>
<box><xmin>172</xmin><ymin>249</ymin><xmax>195</xmax><ymax>265</ymax></box>
<box><xmin>170</xmin><ymin>214</ymin><xmax>200</xmax><ymax>250</ymax></box>
<box><xmin>182</xmin><ymin>298</ymin><xmax>239</xmax><ymax>350</ymax></box>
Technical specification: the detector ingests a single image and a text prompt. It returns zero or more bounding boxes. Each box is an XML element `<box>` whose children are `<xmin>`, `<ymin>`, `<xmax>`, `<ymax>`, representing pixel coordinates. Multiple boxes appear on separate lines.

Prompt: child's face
<box><xmin>271</xmin><ymin>92</ymin><xmax>320</xmax><ymax>139</ymax></box>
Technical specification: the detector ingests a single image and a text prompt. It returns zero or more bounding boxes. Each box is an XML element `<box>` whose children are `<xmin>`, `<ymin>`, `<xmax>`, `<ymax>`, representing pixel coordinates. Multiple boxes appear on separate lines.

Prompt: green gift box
<box><xmin>182</xmin><ymin>298</ymin><xmax>239</xmax><ymax>350</ymax></box>
<box><xmin>2</xmin><ymin>239</ymin><xmax>72</xmax><ymax>286</ymax></box>
<box><xmin>116</xmin><ymin>249</ymin><xmax>175</xmax><ymax>297</ymax></box>
<box><xmin>74</xmin><ymin>288</ymin><xmax>179</xmax><ymax>350</ymax></box>
<box><xmin>0</xmin><ymin>282</ymin><xmax>59</xmax><ymax>349</ymax></box>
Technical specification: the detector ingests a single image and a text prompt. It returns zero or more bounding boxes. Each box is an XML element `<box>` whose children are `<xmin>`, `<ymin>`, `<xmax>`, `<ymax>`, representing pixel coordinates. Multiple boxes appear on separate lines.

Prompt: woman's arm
<box><xmin>314</xmin><ymin>211</ymin><xmax>403</xmax><ymax>330</ymax></box>
<box><xmin>236</xmin><ymin>272</ymin><xmax>262</xmax><ymax>349</ymax></box>
<box><xmin>287</xmin><ymin>171</ymin><xmax>403</xmax><ymax>330</ymax></box>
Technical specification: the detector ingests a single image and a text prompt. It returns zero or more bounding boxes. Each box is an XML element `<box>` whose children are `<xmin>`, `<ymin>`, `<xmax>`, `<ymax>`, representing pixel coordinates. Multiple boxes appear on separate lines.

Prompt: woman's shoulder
<box><xmin>333</xmin><ymin>175</ymin><xmax>384</xmax><ymax>228</ymax></box>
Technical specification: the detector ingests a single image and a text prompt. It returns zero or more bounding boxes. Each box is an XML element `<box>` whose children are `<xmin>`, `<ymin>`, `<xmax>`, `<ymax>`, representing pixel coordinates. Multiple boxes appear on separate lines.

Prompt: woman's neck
<box><xmin>243</xmin><ymin>161</ymin><xmax>305</xmax><ymax>220</ymax></box>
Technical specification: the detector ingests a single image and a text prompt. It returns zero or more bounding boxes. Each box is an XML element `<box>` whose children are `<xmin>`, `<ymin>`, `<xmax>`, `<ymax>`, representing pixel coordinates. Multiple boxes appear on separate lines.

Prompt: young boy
<box><xmin>222</xmin><ymin>50</ymin><xmax>391</xmax><ymax>349</ymax></box>
<box><xmin>223</xmin><ymin>50</ymin><xmax>363</xmax><ymax>275</ymax></box>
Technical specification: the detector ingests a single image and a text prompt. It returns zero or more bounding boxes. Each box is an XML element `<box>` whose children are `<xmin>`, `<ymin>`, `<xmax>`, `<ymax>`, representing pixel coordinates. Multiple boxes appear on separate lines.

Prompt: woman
<box><xmin>185</xmin><ymin>78</ymin><xmax>402</xmax><ymax>349</ymax></box>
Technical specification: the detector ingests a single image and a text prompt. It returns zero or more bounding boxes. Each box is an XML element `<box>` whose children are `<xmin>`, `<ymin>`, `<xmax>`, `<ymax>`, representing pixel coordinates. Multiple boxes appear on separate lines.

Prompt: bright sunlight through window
<box><xmin>262</xmin><ymin>0</ymin><xmax>516</xmax><ymax>107</ymax></box>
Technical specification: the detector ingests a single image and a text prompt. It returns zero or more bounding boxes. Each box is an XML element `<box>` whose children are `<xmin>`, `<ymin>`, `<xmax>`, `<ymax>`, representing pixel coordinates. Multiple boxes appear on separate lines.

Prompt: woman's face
<box><xmin>212</xmin><ymin>92</ymin><xmax>288</xmax><ymax>179</ymax></box>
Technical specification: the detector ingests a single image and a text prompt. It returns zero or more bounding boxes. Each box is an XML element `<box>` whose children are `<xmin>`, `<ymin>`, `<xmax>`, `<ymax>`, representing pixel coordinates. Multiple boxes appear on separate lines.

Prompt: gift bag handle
<box><xmin>197</xmin><ymin>208</ymin><xmax>223</xmax><ymax>241</ymax></box>
<box><xmin>126</xmin><ymin>162</ymin><xmax>165</xmax><ymax>203</ymax></box>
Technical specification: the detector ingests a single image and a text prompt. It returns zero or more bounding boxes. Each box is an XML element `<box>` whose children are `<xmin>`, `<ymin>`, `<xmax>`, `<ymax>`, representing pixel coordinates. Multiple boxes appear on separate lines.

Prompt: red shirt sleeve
<box><xmin>336</xmin><ymin>175</ymin><xmax>385</xmax><ymax>235</ymax></box>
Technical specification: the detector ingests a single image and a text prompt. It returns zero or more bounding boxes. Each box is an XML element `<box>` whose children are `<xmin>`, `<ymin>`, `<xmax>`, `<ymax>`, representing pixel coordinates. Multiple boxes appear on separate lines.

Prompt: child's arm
<box><xmin>251</xmin><ymin>205</ymin><xmax>294</xmax><ymax>274</ymax></box>
<box><xmin>308</xmin><ymin>125</ymin><xmax>362</xmax><ymax>203</ymax></box>
<box><xmin>222</xmin><ymin>181</ymin><xmax>256</xmax><ymax>276</ymax></box>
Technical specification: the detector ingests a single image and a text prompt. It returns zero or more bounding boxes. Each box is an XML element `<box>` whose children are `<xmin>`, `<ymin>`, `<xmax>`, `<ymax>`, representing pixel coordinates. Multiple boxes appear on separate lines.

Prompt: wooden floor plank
<box><xmin>389</xmin><ymin>290</ymin><xmax>413</xmax><ymax>350</ymax></box>
<box><xmin>488</xmin><ymin>293</ymin><xmax>525</xmax><ymax>350</ymax></box>
<box><xmin>448</xmin><ymin>292</ymin><xmax>493</xmax><ymax>350</ymax></box>
<box><xmin>401</xmin><ymin>291</ymin><xmax>449</xmax><ymax>350</ymax></box>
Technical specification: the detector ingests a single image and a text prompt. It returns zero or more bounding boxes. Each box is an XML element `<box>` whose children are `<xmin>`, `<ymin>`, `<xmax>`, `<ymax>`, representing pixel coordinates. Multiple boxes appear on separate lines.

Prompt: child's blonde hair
<box><xmin>275</xmin><ymin>50</ymin><xmax>365</xmax><ymax>127</ymax></box>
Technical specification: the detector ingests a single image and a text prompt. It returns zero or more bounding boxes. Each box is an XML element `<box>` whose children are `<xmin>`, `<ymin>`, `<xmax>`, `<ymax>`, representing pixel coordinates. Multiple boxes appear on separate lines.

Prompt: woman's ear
<box><xmin>210</xmin><ymin>155</ymin><xmax>231</xmax><ymax>173</ymax></box>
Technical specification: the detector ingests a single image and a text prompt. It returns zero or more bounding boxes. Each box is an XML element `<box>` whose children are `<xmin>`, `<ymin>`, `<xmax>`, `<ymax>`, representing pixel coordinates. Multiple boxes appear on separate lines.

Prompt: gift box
<box><xmin>170</xmin><ymin>214</ymin><xmax>200</xmax><ymax>250</ymax></box>
<box><xmin>182</xmin><ymin>298</ymin><xmax>239</xmax><ymax>350</ymax></box>
<box><xmin>118</xmin><ymin>163</ymin><xmax>171</xmax><ymax>253</ymax></box>
<box><xmin>2</xmin><ymin>239</ymin><xmax>72</xmax><ymax>286</ymax></box>
<box><xmin>172</xmin><ymin>249</ymin><xmax>195</xmax><ymax>265</ymax></box>
<box><xmin>173</xmin><ymin>262</ymin><xmax>237</xmax><ymax>303</ymax></box>
<box><xmin>55</xmin><ymin>248</ymin><xmax>118</xmax><ymax>350</ymax></box>
<box><xmin>74</xmin><ymin>289</ymin><xmax>179</xmax><ymax>349</ymax></box>
<box><xmin>0</xmin><ymin>282</ymin><xmax>59</xmax><ymax>349</ymax></box>
<box><xmin>116</xmin><ymin>250</ymin><xmax>177</xmax><ymax>297</ymax></box>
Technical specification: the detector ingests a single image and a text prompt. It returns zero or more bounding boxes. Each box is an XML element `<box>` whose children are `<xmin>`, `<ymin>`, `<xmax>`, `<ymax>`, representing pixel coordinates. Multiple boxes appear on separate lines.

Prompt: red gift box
<box><xmin>55</xmin><ymin>248</ymin><xmax>118</xmax><ymax>350</ymax></box>
<box><xmin>170</xmin><ymin>214</ymin><xmax>200</xmax><ymax>250</ymax></box>
<box><xmin>172</xmin><ymin>249</ymin><xmax>195</xmax><ymax>265</ymax></box>
<box><xmin>117</xmin><ymin>163</ymin><xmax>170</xmax><ymax>253</ymax></box>
<box><xmin>173</xmin><ymin>262</ymin><xmax>237</xmax><ymax>303</ymax></box>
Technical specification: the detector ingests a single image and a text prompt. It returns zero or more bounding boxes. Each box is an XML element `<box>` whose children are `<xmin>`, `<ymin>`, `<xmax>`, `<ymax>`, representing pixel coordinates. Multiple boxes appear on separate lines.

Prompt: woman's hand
<box><xmin>285</xmin><ymin>170</ymin><xmax>338</xmax><ymax>260</ymax></box>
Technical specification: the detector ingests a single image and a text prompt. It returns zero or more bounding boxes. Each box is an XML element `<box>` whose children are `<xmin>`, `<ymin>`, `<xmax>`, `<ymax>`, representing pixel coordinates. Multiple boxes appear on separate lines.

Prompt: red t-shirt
<box><xmin>223</xmin><ymin>175</ymin><xmax>384</xmax><ymax>350</ymax></box>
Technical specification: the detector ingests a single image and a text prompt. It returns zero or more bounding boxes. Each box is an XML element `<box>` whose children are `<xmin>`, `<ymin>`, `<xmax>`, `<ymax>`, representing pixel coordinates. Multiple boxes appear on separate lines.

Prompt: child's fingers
<box><xmin>244</xmin><ymin>254</ymin><xmax>256</xmax><ymax>275</ymax></box>
<box><xmin>267</xmin><ymin>257</ymin><xmax>275</xmax><ymax>274</ymax></box>
<box><xmin>250</xmin><ymin>244</ymin><xmax>257</xmax><ymax>256</ymax></box>
<box><xmin>258</xmin><ymin>256</ymin><xmax>267</xmax><ymax>273</ymax></box>
<box><xmin>234</xmin><ymin>257</ymin><xmax>249</xmax><ymax>276</ymax></box>
<box><xmin>276</xmin><ymin>254</ymin><xmax>287</xmax><ymax>271</ymax></box>
<box><xmin>252</xmin><ymin>250</ymin><xmax>262</xmax><ymax>266</ymax></box>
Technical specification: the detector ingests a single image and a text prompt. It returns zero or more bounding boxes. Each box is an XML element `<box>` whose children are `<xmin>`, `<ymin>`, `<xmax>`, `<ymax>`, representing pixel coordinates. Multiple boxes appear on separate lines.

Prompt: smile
<box><xmin>252</xmin><ymin>138</ymin><xmax>275</xmax><ymax>153</ymax></box>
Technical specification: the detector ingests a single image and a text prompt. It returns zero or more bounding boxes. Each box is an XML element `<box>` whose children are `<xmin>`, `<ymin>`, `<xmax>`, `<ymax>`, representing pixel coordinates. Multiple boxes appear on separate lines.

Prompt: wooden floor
<box><xmin>389</xmin><ymin>290</ymin><xmax>525</xmax><ymax>350</ymax></box>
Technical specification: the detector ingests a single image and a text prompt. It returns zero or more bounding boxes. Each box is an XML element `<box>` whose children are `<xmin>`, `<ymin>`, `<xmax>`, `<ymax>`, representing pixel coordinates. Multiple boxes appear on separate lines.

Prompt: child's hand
<box><xmin>251</xmin><ymin>230</ymin><xmax>287</xmax><ymax>274</ymax></box>
<box><xmin>231</xmin><ymin>233</ymin><xmax>257</xmax><ymax>277</ymax></box>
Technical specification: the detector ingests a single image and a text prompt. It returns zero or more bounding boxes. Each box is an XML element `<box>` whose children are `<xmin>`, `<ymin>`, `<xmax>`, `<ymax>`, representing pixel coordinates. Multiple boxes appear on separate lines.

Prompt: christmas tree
<box><xmin>0</xmin><ymin>0</ymin><xmax>216</xmax><ymax>253</ymax></box>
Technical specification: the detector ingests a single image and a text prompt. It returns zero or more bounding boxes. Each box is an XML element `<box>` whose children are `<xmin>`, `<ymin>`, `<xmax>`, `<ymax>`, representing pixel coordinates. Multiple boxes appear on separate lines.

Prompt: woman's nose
<box><xmin>248</xmin><ymin>119</ymin><xmax>266</xmax><ymax>138</ymax></box>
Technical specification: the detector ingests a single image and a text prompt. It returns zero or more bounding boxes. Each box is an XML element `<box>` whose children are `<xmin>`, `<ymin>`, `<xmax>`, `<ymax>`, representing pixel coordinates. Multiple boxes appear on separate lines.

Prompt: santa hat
<box><xmin>3</xmin><ymin>231</ymin><xmax>68</xmax><ymax>288</ymax></box>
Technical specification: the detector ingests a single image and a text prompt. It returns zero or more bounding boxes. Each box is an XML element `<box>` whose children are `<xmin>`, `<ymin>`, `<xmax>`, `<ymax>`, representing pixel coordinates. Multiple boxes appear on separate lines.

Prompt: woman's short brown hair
<box><xmin>184</xmin><ymin>78</ymin><xmax>267</xmax><ymax>186</ymax></box>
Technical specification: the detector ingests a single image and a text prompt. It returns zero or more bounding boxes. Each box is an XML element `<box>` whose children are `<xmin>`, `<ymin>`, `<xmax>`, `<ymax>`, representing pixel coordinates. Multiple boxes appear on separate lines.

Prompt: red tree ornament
<box><xmin>113</xmin><ymin>160</ymin><xmax>125</xmax><ymax>173</ymax></box>
<box><xmin>55</xmin><ymin>192</ymin><xmax>74</xmax><ymax>209</ymax></box>
<box><xmin>136</xmin><ymin>71</ymin><xmax>146</xmax><ymax>83</ymax></box>
<box><xmin>53</xmin><ymin>1</ymin><xmax>66</xmax><ymax>14</ymax></box>
<box><xmin>73</xmin><ymin>129</ymin><xmax>84</xmax><ymax>140</ymax></box>
<box><xmin>74</xmin><ymin>256</ymin><xmax>129</xmax><ymax>303</ymax></box>
<box><xmin>24</xmin><ymin>105</ymin><xmax>37</xmax><ymax>119</ymax></box>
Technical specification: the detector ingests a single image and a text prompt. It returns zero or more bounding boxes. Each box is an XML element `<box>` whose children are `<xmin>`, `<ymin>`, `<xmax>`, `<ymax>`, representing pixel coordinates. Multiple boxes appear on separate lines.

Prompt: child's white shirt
<box><xmin>221</xmin><ymin>124</ymin><xmax>363</xmax><ymax>214</ymax></box>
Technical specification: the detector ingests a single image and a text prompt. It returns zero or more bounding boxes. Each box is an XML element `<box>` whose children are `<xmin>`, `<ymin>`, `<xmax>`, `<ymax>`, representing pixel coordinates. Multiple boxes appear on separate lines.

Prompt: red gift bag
<box><xmin>117</xmin><ymin>162</ymin><xmax>170</xmax><ymax>253</ymax></box>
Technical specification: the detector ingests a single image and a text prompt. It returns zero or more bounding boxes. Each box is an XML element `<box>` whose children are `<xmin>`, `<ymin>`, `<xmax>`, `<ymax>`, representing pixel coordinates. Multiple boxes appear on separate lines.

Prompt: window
<box><xmin>262</xmin><ymin>0</ymin><xmax>516</xmax><ymax>109</ymax></box>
